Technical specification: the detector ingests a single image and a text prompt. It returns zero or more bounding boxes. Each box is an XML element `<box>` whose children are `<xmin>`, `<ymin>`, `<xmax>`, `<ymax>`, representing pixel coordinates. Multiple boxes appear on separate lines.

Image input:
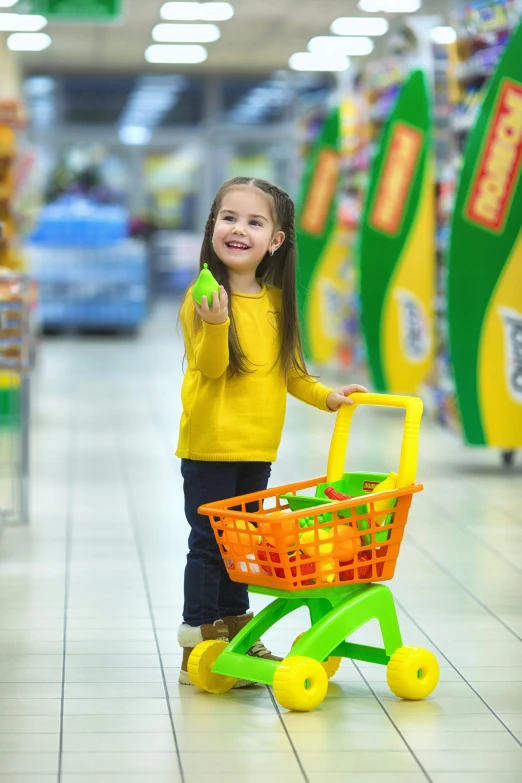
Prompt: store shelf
<box><xmin>428</xmin><ymin>0</ymin><xmax>519</xmax><ymax>431</ymax></box>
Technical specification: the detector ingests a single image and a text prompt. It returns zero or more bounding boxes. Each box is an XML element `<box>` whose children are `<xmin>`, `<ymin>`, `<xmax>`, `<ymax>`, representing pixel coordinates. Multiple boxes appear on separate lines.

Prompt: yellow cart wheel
<box><xmin>386</xmin><ymin>646</ymin><xmax>439</xmax><ymax>700</ymax></box>
<box><xmin>273</xmin><ymin>656</ymin><xmax>328</xmax><ymax>712</ymax></box>
<box><xmin>187</xmin><ymin>640</ymin><xmax>237</xmax><ymax>694</ymax></box>
<box><xmin>292</xmin><ymin>632</ymin><xmax>342</xmax><ymax>680</ymax></box>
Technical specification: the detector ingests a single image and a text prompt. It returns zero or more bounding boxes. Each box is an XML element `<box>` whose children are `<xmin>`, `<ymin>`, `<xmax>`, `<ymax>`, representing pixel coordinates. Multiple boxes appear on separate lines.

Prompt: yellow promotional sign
<box><xmin>448</xmin><ymin>22</ymin><xmax>522</xmax><ymax>448</ymax></box>
<box><xmin>382</xmin><ymin>164</ymin><xmax>435</xmax><ymax>392</ymax></box>
<box><xmin>359</xmin><ymin>71</ymin><xmax>434</xmax><ymax>393</ymax></box>
<box><xmin>478</xmin><ymin>227</ymin><xmax>522</xmax><ymax>447</ymax></box>
<box><xmin>296</xmin><ymin>105</ymin><xmax>353</xmax><ymax>364</ymax></box>
<box><xmin>307</xmin><ymin>228</ymin><xmax>350</xmax><ymax>364</ymax></box>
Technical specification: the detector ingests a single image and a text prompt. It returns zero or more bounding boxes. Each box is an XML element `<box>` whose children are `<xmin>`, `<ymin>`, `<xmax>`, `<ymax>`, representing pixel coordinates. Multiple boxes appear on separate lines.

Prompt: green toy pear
<box><xmin>193</xmin><ymin>263</ymin><xmax>220</xmax><ymax>305</ymax></box>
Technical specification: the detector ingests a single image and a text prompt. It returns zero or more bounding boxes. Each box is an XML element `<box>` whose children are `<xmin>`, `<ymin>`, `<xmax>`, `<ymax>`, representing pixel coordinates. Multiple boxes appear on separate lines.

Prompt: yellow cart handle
<box><xmin>326</xmin><ymin>392</ymin><xmax>423</xmax><ymax>488</ymax></box>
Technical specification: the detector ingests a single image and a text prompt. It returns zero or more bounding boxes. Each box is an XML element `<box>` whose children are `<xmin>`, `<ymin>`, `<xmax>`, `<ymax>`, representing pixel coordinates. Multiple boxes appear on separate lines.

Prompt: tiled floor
<box><xmin>0</xmin><ymin>304</ymin><xmax>520</xmax><ymax>783</ymax></box>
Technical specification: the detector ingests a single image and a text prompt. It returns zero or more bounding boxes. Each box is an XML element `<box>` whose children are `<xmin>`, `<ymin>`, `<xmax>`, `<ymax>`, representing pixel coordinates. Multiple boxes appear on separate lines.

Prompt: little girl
<box><xmin>176</xmin><ymin>176</ymin><xmax>366</xmax><ymax>684</ymax></box>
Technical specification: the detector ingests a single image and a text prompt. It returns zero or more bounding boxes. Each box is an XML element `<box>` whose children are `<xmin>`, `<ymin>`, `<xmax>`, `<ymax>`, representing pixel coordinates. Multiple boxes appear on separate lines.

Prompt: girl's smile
<box><xmin>225</xmin><ymin>240</ymin><xmax>252</xmax><ymax>251</ymax></box>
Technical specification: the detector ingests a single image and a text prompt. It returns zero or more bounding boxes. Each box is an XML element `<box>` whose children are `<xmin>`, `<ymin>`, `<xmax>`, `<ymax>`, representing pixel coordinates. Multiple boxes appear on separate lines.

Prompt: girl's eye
<box><xmin>250</xmin><ymin>220</ymin><xmax>261</xmax><ymax>227</ymax></box>
<box><xmin>223</xmin><ymin>215</ymin><xmax>235</xmax><ymax>222</ymax></box>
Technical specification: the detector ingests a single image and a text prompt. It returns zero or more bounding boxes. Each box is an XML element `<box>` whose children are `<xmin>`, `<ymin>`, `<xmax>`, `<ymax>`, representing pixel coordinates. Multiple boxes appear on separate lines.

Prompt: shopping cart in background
<box><xmin>188</xmin><ymin>393</ymin><xmax>439</xmax><ymax>711</ymax></box>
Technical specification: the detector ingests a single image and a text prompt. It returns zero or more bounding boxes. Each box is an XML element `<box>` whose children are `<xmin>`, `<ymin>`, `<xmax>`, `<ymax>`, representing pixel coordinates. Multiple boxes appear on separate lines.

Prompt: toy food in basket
<box><xmin>206</xmin><ymin>467</ymin><xmax>420</xmax><ymax>592</ymax></box>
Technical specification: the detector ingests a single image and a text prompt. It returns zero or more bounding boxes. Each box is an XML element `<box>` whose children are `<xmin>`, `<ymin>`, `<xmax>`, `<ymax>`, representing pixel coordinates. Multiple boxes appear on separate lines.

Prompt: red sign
<box><xmin>465</xmin><ymin>78</ymin><xmax>522</xmax><ymax>233</ymax></box>
<box><xmin>370</xmin><ymin>122</ymin><xmax>423</xmax><ymax>236</ymax></box>
<box><xmin>362</xmin><ymin>480</ymin><xmax>379</xmax><ymax>492</ymax></box>
<box><xmin>300</xmin><ymin>148</ymin><xmax>338</xmax><ymax>236</ymax></box>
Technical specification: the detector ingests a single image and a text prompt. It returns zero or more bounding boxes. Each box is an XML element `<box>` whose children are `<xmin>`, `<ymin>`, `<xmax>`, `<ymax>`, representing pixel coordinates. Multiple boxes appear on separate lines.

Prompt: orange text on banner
<box><xmin>300</xmin><ymin>148</ymin><xmax>339</xmax><ymax>236</ymax></box>
<box><xmin>370</xmin><ymin>123</ymin><xmax>423</xmax><ymax>236</ymax></box>
<box><xmin>465</xmin><ymin>78</ymin><xmax>522</xmax><ymax>233</ymax></box>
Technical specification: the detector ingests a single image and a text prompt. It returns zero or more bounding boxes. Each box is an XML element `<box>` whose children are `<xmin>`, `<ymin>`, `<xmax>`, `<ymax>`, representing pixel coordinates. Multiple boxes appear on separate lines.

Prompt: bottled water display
<box><xmin>28</xmin><ymin>198</ymin><xmax>148</xmax><ymax>331</ymax></box>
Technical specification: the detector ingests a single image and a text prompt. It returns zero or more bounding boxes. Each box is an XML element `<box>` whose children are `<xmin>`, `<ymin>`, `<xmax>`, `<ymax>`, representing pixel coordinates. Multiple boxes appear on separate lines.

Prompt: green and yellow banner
<box><xmin>295</xmin><ymin>107</ymin><xmax>342</xmax><ymax>363</ymax></box>
<box><xmin>448</xmin><ymin>21</ymin><xmax>522</xmax><ymax>448</ymax></box>
<box><xmin>359</xmin><ymin>70</ymin><xmax>435</xmax><ymax>393</ymax></box>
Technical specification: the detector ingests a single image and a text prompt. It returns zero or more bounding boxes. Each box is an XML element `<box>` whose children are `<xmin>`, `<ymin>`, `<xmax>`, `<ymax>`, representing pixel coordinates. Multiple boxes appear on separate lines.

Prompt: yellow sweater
<box><xmin>176</xmin><ymin>282</ymin><xmax>333</xmax><ymax>462</ymax></box>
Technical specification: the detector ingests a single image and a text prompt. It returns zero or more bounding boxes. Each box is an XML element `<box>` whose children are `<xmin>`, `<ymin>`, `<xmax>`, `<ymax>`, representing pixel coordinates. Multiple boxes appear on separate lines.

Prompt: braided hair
<box><xmin>194</xmin><ymin>176</ymin><xmax>308</xmax><ymax>379</ymax></box>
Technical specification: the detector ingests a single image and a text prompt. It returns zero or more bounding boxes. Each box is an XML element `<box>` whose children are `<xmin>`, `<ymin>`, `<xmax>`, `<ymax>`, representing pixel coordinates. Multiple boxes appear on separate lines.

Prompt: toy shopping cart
<box><xmin>188</xmin><ymin>393</ymin><xmax>439</xmax><ymax>711</ymax></box>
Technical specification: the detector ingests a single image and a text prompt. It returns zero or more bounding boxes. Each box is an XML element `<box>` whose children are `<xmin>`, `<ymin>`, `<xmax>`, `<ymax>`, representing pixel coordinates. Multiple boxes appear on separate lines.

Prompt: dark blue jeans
<box><xmin>181</xmin><ymin>459</ymin><xmax>272</xmax><ymax>626</ymax></box>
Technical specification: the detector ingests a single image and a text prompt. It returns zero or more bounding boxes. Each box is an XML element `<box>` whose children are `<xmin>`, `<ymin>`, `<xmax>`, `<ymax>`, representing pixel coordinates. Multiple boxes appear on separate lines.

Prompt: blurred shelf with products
<box><xmin>334</xmin><ymin>94</ymin><xmax>371</xmax><ymax>375</ymax></box>
<box><xmin>363</xmin><ymin>57</ymin><xmax>410</xmax><ymax>144</ymax></box>
<box><xmin>0</xmin><ymin>99</ymin><xmax>33</xmax><ymax>526</ymax></box>
<box><xmin>0</xmin><ymin>273</ymin><xmax>32</xmax><ymax>527</ymax></box>
<box><xmin>428</xmin><ymin>0</ymin><xmax>521</xmax><ymax>430</ymax></box>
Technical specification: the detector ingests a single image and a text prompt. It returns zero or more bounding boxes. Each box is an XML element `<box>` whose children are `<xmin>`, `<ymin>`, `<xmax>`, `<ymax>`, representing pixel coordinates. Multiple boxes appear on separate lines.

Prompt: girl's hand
<box><xmin>195</xmin><ymin>286</ymin><xmax>229</xmax><ymax>325</ymax></box>
<box><xmin>326</xmin><ymin>384</ymin><xmax>368</xmax><ymax>411</ymax></box>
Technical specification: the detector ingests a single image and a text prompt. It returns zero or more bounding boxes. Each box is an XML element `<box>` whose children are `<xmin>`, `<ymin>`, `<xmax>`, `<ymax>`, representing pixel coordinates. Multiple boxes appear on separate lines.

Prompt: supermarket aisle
<box><xmin>0</xmin><ymin>304</ymin><xmax>521</xmax><ymax>783</ymax></box>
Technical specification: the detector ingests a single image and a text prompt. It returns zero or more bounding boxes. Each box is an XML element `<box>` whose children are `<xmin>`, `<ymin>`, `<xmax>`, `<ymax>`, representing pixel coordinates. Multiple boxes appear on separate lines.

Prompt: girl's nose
<box><xmin>232</xmin><ymin>224</ymin><xmax>247</xmax><ymax>235</ymax></box>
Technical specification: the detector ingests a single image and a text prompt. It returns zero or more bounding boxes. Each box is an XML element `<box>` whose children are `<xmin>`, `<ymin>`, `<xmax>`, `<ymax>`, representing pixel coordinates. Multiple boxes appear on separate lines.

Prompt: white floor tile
<box><xmin>61</xmin><ymin>752</ymin><xmax>183</xmax><ymax>774</ymax></box>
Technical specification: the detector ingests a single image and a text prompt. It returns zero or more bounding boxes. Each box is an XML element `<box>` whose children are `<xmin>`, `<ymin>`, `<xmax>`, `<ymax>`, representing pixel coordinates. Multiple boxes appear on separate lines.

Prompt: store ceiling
<box><xmin>13</xmin><ymin>0</ymin><xmax>451</xmax><ymax>74</ymax></box>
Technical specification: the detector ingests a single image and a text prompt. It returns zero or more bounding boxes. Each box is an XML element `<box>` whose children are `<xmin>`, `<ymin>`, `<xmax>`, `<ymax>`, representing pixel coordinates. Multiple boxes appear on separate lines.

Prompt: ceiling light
<box><xmin>0</xmin><ymin>14</ymin><xmax>48</xmax><ymax>31</ymax></box>
<box><xmin>160</xmin><ymin>1</ymin><xmax>200</xmax><ymax>19</ymax></box>
<box><xmin>200</xmin><ymin>2</ymin><xmax>234</xmax><ymax>20</ymax></box>
<box><xmin>7</xmin><ymin>32</ymin><xmax>52</xmax><ymax>51</ymax></box>
<box><xmin>309</xmin><ymin>36</ymin><xmax>374</xmax><ymax>56</ymax></box>
<box><xmin>160</xmin><ymin>2</ymin><xmax>234</xmax><ymax>21</ymax></box>
<box><xmin>0</xmin><ymin>0</ymin><xmax>19</xmax><ymax>6</ymax></box>
<box><xmin>128</xmin><ymin>94</ymin><xmax>174</xmax><ymax>110</ymax></box>
<box><xmin>330</xmin><ymin>17</ymin><xmax>389</xmax><ymax>36</ymax></box>
<box><xmin>289</xmin><ymin>52</ymin><xmax>350</xmax><ymax>72</ymax></box>
<box><xmin>357</xmin><ymin>0</ymin><xmax>382</xmax><ymax>9</ymax></box>
<box><xmin>152</xmin><ymin>22</ymin><xmax>220</xmax><ymax>42</ymax></box>
<box><xmin>390</xmin><ymin>0</ymin><xmax>422</xmax><ymax>9</ymax></box>
<box><xmin>119</xmin><ymin>126</ymin><xmax>151</xmax><ymax>146</ymax></box>
<box><xmin>145</xmin><ymin>44</ymin><xmax>208</xmax><ymax>63</ymax></box>
<box><xmin>358</xmin><ymin>0</ymin><xmax>422</xmax><ymax>11</ymax></box>
<box><xmin>430</xmin><ymin>25</ymin><xmax>457</xmax><ymax>44</ymax></box>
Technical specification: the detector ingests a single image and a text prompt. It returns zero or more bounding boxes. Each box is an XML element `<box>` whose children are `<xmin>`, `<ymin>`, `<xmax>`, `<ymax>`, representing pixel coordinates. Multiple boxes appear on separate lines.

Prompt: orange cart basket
<box><xmin>200</xmin><ymin>393</ymin><xmax>424</xmax><ymax>592</ymax></box>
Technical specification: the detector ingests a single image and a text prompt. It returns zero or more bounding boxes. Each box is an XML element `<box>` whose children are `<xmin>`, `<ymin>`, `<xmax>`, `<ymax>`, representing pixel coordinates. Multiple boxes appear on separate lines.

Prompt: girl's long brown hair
<box><xmin>189</xmin><ymin>176</ymin><xmax>309</xmax><ymax>380</ymax></box>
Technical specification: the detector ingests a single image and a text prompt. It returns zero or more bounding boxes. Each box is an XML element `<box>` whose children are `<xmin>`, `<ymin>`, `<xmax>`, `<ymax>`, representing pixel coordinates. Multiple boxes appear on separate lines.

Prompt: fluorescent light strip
<box><xmin>330</xmin><ymin>17</ymin><xmax>388</xmax><ymax>36</ymax></box>
<box><xmin>145</xmin><ymin>44</ymin><xmax>208</xmax><ymax>63</ymax></box>
<box><xmin>152</xmin><ymin>22</ymin><xmax>220</xmax><ymax>42</ymax></box>
<box><xmin>160</xmin><ymin>2</ymin><xmax>234</xmax><ymax>21</ymax></box>
<box><xmin>229</xmin><ymin>78</ymin><xmax>287</xmax><ymax>122</ymax></box>
<box><xmin>128</xmin><ymin>98</ymin><xmax>174</xmax><ymax>111</ymax></box>
<box><xmin>160</xmin><ymin>1</ymin><xmax>200</xmax><ymax>20</ymax></box>
<box><xmin>0</xmin><ymin>0</ymin><xmax>19</xmax><ymax>6</ymax></box>
<box><xmin>309</xmin><ymin>36</ymin><xmax>374</xmax><ymax>56</ymax></box>
<box><xmin>119</xmin><ymin>126</ymin><xmax>151</xmax><ymax>146</ymax></box>
<box><xmin>7</xmin><ymin>32</ymin><xmax>52</xmax><ymax>51</ymax></box>
<box><xmin>289</xmin><ymin>52</ymin><xmax>349</xmax><ymax>72</ymax></box>
<box><xmin>357</xmin><ymin>0</ymin><xmax>422</xmax><ymax>11</ymax></box>
<box><xmin>119</xmin><ymin>77</ymin><xmax>183</xmax><ymax>132</ymax></box>
<box><xmin>0</xmin><ymin>14</ymin><xmax>48</xmax><ymax>31</ymax></box>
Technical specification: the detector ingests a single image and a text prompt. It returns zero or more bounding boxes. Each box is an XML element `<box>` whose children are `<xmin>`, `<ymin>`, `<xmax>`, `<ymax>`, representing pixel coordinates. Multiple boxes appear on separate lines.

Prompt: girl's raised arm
<box><xmin>180</xmin><ymin>293</ymin><xmax>230</xmax><ymax>379</ymax></box>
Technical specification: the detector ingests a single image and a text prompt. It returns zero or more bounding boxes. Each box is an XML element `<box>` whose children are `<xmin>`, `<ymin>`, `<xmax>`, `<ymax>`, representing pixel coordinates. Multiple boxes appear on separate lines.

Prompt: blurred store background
<box><xmin>0</xmin><ymin>0</ymin><xmax>520</xmax><ymax>525</ymax></box>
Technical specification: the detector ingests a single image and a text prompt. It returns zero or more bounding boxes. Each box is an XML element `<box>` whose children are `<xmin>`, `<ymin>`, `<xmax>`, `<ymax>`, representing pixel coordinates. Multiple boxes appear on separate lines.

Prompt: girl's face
<box><xmin>212</xmin><ymin>186</ymin><xmax>285</xmax><ymax>273</ymax></box>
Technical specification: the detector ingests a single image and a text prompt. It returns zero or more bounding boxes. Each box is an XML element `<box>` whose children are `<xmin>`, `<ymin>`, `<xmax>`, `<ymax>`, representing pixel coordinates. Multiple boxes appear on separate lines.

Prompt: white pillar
<box><xmin>0</xmin><ymin>33</ymin><xmax>23</xmax><ymax>101</ymax></box>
